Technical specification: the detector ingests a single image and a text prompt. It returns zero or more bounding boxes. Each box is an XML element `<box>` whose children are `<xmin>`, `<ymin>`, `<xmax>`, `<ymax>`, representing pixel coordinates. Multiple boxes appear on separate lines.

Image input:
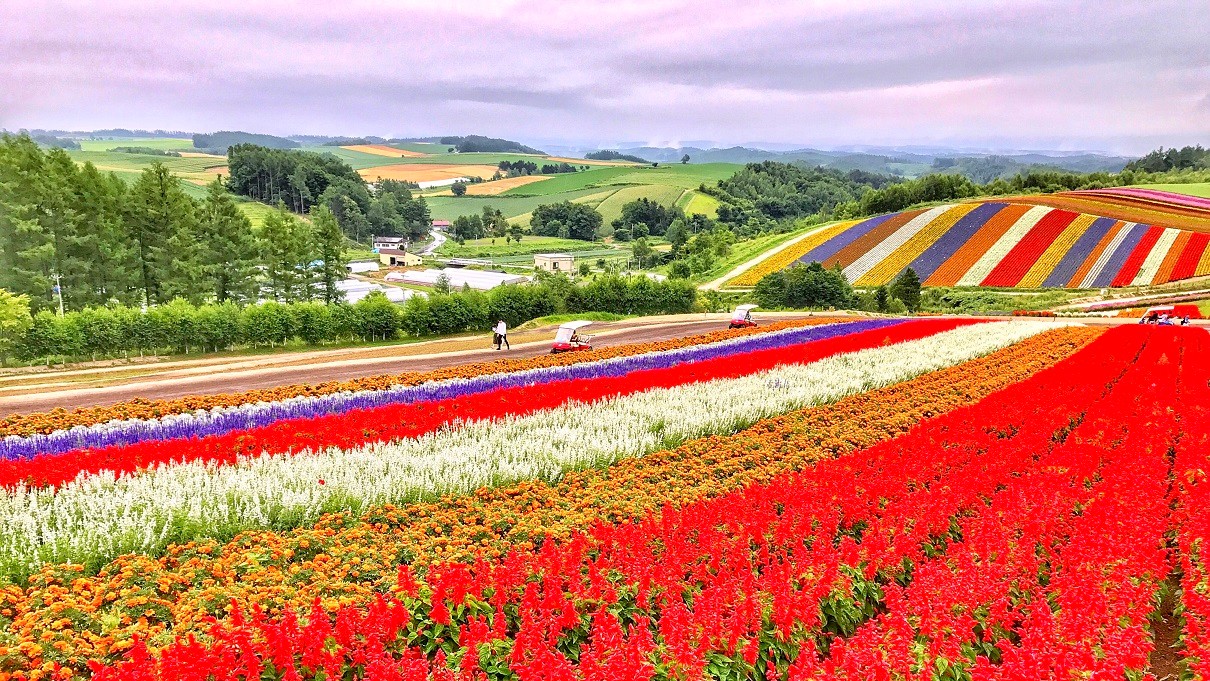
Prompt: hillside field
<box><xmin>729</xmin><ymin>191</ymin><xmax>1210</xmax><ymax>288</ymax></box>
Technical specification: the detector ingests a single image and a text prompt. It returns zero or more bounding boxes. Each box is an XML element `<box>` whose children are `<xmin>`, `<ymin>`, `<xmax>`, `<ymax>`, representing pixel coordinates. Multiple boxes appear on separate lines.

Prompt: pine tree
<box><xmin>198</xmin><ymin>179</ymin><xmax>262</xmax><ymax>303</ymax></box>
<box><xmin>261</xmin><ymin>203</ymin><xmax>313</xmax><ymax>302</ymax></box>
<box><xmin>890</xmin><ymin>267</ymin><xmax>922</xmax><ymax>312</ymax></box>
<box><xmin>124</xmin><ymin>163</ymin><xmax>201</xmax><ymax>305</ymax></box>
<box><xmin>311</xmin><ymin>204</ymin><xmax>348</xmax><ymax>304</ymax></box>
<box><xmin>0</xmin><ymin>136</ymin><xmax>59</xmax><ymax>311</ymax></box>
<box><xmin>72</xmin><ymin>163</ymin><xmax>138</xmax><ymax>306</ymax></box>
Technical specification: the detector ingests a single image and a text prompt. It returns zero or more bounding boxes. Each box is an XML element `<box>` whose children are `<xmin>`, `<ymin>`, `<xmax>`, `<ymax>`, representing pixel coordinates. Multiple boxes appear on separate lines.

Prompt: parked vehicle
<box><xmin>730</xmin><ymin>304</ymin><xmax>758</xmax><ymax>329</ymax></box>
<box><xmin>551</xmin><ymin>321</ymin><xmax>594</xmax><ymax>353</ymax></box>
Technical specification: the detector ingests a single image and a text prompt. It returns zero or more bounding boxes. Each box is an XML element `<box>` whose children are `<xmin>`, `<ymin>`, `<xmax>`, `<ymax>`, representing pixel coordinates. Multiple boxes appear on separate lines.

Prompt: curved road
<box><xmin>0</xmin><ymin>316</ymin><xmax>808</xmax><ymax>415</ymax></box>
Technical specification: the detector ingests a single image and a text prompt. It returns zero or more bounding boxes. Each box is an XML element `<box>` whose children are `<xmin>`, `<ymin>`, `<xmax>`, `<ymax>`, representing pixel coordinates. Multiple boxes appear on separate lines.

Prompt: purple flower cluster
<box><xmin>1</xmin><ymin>319</ymin><xmax>903</xmax><ymax>461</ymax></box>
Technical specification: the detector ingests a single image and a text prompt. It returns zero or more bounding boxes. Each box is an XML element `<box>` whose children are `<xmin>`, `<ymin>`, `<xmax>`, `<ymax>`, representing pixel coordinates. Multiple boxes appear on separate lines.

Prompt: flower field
<box><xmin>728</xmin><ymin>194</ymin><xmax>1210</xmax><ymax>288</ymax></box>
<box><xmin>6</xmin><ymin>318</ymin><xmax>1210</xmax><ymax>679</ymax></box>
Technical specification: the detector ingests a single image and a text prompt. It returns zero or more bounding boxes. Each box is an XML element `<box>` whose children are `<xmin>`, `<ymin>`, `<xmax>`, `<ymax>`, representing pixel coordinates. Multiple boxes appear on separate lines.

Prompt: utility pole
<box><xmin>53</xmin><ymin>272</ymin><xmax>64</xmax><ymax>317</ymax></box>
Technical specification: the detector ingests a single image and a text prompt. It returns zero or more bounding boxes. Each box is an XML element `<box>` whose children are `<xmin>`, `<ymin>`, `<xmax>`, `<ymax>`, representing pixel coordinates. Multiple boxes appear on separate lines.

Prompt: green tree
<box><xmin>0</xmin><ymin>135</ymin><xmax>58</xmax><ymax>310</ymax></box>
<box><xmin>530</xmin><ymin>202</ymin><xmax>602</xmax><ymax>241</ymax></box>
<box><xmin>668</xmin><ymin>259</ymin><xmax>692</xmax><ymax>279</ymax></box>
<box><xmin>890</xmin><ymin>267</ymin><xmax>922</xmax><ymax>312</ymax></box>
<box><xmin>875</xmin><ymin>285</ymin><xmax>890</xmax><ymax>313</ymax></box>
<box><xmin>260</xmin><ymin>203</ymin><xmax>314</xmax><ymax>302</ymax></box>
<box><xmin>198</xmin><ymin>179</ymin><xmax>262</xmax><ymax>302</ymax></box>
<box><xmin>681</xmin><ymin>154</ymin><xmax>690</xmax><ymax>164</ymax></box>
<box><xmin>451</xmin><ymin>181</ymin><xmax>467</xmax><ymax>197</ymax></box>
<box><xmin>631</xmin><ymin>238</ymin><xmax>655</xmax><ymax>269</ymax></box>
<box><xmin>124</xmin><ymin>163</ymin><xmax>202</xmax><ymax>305</ymax></box>
<box><xmin>311</xmin><ymin>204</ymin><xmax>348</xmax><ymax>304</ymax></box>
<box><xmin>0</xmin><ymin>289</ymin><xmax>33</xmax><ymax>365</ymax></box>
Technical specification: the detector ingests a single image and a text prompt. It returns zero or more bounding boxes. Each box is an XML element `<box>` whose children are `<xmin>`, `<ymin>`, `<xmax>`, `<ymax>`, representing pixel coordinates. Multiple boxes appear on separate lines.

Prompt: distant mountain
<box><xmin>11</xmin><ymin>128</ymin><xmax>193</xmax><ymax>139</ymax></box>
<box><xmin>590</xmin><ymin>145</ymin><xmax>1131</xmax><ymax>179</ymax></box>
<box><xmin>291</xmin><ymin>134</ymin><xmax>387</xmax><ymax>146</ymax></box>
<box><xmin>193</xmin><ymin>131</ymin><xmax>300</xmax><ymax>154</ymax></box>
<box><xmin>391</xmin><ymin>135</ymin><xmax>545</xmax><ymax>155</ymax></box>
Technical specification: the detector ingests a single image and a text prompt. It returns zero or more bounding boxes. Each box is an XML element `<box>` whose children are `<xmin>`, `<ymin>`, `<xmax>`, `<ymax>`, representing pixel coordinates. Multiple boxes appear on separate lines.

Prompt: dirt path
<box><xmin>0</xmin><ymin>314</ymin><xmax>817</xmax><ymax>415</ymax></box>
<box><xmin>698</xmin><ymin>225</ymin><xmax>830</xmax><ymax>291</ymax></box>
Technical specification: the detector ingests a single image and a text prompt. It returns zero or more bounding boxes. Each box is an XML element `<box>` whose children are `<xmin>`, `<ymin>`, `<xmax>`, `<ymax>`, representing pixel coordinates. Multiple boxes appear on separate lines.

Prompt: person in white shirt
<box><xmin>494</xmin><ymin>320</ymin><xmax>509</xmax><ymax>350</ymax></box>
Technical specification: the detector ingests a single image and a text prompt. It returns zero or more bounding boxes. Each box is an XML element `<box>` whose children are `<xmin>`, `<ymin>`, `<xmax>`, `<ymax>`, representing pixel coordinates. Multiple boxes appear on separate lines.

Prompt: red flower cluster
<box><xmin>85</xmin><ymin>326</ymin><xmax>1205</xmax><ymax>680</ymax></box>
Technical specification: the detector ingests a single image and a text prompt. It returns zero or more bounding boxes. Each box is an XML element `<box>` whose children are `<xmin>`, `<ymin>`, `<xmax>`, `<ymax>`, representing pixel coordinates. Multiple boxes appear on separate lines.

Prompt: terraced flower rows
<box><xmin>8</xmin><ymin>319</ymin><xmax>1210</xmax><ymax>680</ymax></box>
<box><xmin>730</xmin><ymin>196</ymin><xmax>1210</xmax><ymax>288</ymax></box>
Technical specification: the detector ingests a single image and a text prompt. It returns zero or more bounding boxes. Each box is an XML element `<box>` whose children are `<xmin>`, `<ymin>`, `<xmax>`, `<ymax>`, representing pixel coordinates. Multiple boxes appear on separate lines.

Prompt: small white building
<box><xmin>534</xmin><ymin>253</ymin><xmax>575</xmax><ymax>273</ymax></box>
<box><xmin>372</xmin><ymin>236</ymin><xmax>407</xmax><ymax>251</ymax></box>
<box><xmin>346</xmin><ymin>260</ymin><xmax>380</xmax><ymax>274</ymax></box>
<box><xmin>402</xmin><ymin>268</ymin><xmax>529</xmax><ymax>291</ymax></box>
<box><xmin>335</xmin><ymin>278</ymin><xmax>422</xmax><ymax>304</ymax></box>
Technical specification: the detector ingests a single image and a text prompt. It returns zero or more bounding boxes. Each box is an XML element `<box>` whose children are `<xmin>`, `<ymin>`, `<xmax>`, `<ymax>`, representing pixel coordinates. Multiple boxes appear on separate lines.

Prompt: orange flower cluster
<box><xmin>0</xmin><ymin>327</ymin><xmax>1099</xmax><ymax>678</ymax></box>
<box><xmin>0</xmin><ymin>320</ymin><xmax>832</xmax><ymax>438</ymax></box>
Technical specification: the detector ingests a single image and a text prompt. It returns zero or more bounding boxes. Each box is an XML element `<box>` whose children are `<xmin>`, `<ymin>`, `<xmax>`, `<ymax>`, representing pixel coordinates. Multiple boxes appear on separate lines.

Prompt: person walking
<box><xmin>494</xmin><ymin>319</ymin><xmax>509</xmax><ymax>350</ymax></box>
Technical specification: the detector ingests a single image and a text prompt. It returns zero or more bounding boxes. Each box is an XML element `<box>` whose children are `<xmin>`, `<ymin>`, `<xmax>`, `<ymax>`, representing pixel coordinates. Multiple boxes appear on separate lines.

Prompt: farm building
<box><xmin>431</xmin><ymin>220</ymin><xmax>451</xmax><ymax>229</ymax></box>
<box><xmin>379</xmin><ymin>249</ymin><xmax>422</xmax><ymax>267</ymax></box>
<box><xmin>372</xmin><ymin>236</ymin><xmax>407</xmax><ymax>251</ymax></box>
<box><xmin>346</xmin><ymin>260</ymin><xmax>380</xmax><ymax>274</ymax></box>
<box><xmin>534</xmin><ymin>253</ymin><xmax>575</xmax><ymax>272</ymax></box>
<box><xmin>401</xmin><ymin>268</ymin><xmax>529</xmax><ymax>290</ymax></box>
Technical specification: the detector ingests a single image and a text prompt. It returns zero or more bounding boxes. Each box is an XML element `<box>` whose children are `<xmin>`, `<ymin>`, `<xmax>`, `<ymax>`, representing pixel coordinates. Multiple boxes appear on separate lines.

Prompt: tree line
<box><xmin>0</xmin><ymin>274</ymin><xmax>697</xmax><ymax>364</ymax></box>
<box><xmin>753</xmin><ymin>263</ymin><xmax>922</xmax><ymax>314</ymax></box>
<box><xmin>495</xmin><ymin>160</ymin><xmax>581</xmax><ymax>177</ymax></box>
<box><xmin>226</xmin><ymin>144</ymin><xmax>432</xmax><ymax>243</ymax></box>
<box><xmin>1124</xmin><ymin>145</ymin><xmax>1209</xmax><ymax>173</ymax></box>
<box><xmin>0</xmin><ymin>134</ymin><xmax>351</xmax><ymax>314</ymax></box>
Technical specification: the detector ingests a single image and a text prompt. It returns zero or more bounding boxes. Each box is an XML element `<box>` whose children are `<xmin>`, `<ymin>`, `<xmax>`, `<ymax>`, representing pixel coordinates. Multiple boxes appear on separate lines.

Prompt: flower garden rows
<box><xmin>7</xmin><ymin>319</ymin><xmax>1043</xmax><ymax>581</ymax></box>
<box><xmin>71</xmin><ymin>324</ymin><xmax>1210</xmax><ymax>681</ymax></box>
<box><xmin>730</xmin><ymin>194</ymin><xmax>1210</xmax><ymax>288</ymax></box>
<box><xmin>0</xmin><ymin>322</ymin><xmax>1094</xmax><ymax>678</ymax></box>
<box><xmin>0</xmin><ymin>321</ymin><xmax>829</xmax><ymax>439</ymax></box>
<box><xmin>1013</xmin><ymin>186</ymin><xmax>1210</xmax><ymax>233</ymax></box>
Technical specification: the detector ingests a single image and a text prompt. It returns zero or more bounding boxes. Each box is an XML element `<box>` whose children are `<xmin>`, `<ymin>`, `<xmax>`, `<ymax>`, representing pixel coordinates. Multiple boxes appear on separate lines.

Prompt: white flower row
<box><xmin>843</xmin><ymin>205</ymin><xmax>954</xmax><ymax>283</ymax></box>
<box><xmin>1076</xmin><ymin>222</ymin><xmax>1138</xmax><ymax>289</ymax></box>
<box><xmin>0</xmin><ymin>322</ymin><xmax>1056</xmax><ymax>578</ymax></box>
<box><xmin>956</xmin><ymin>205</ymin><xmax>1052</xmax><ymax>286</ymax></box>
<box><xmin>1132</xmin><ymin>228</ymin><xmax>1181</xmax><ymax>286</ymax></box>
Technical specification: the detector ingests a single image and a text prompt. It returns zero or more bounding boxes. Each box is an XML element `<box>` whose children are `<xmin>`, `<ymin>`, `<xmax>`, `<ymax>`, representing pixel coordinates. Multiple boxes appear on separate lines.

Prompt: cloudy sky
<box><xmin>2</xmin><ymin>0</ymin><xmax>1207</xmax><ymax>154</ymax></box>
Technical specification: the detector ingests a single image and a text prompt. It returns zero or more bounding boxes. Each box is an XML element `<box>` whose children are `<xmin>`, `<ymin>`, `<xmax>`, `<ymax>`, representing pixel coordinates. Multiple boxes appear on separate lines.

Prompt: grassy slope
<box><xmin>500</xmin><ymin>167</ymin><xmax>636</xmax><ymax>196</ymax></box>
<box><xmin>1132</xmin><ymin>182</ymin><xmax>1210</xmax><ymax>199</ymax></box>
<box><xmin>436</xmin><ymin>235</ymin><xmax>612</xmax><ymax>258</ymax></box>
<box><xmin>425</xmin><ymin>188</ymin><xmax>608</xmax><ymax>221</ymax></box>
<box><xmin>685</xmin><ymin>228</ymin><xmax>817</xmax><ymax>283</ymax></box>
<box><xmin>595</xmin><ymin>185</ymin><xmax>687</xmax><ymax>224</ymax></box>
<box><xmin>75</xmin><ymin>137</ymin><xmax>196</xmax><ymax>152</ymax></box>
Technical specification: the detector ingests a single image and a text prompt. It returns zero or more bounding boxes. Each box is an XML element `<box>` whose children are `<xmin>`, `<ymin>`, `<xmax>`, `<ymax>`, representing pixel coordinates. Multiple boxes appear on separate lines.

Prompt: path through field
<box><xmin>0</xmin><ymin>314</ymin><xmax>815</xmax><ymax>415</ymax></box>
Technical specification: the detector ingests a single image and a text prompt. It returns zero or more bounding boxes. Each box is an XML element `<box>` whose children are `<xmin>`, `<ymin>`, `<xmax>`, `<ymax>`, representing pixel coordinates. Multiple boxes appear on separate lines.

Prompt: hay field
<box><xmin>465</xmin><ymin>175</ymin><xmax>552</xmax><ymax>195</ymax></box>
<box><xmin>357</xmin><ymin>164</ymin><xmax>501</xmax><ymax>183</ymax></box>
<box><xmin>340</xmin><ymin>144</ymin><xmax>430</xmax><ymax>159</ymax></box>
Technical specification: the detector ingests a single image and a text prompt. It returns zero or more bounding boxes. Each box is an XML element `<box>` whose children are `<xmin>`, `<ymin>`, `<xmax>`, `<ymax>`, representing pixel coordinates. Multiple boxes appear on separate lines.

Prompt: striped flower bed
<box><xmin>734</xmin><ymin>197</ymin><xmax>1210</xmax><ymax>289</ymax></box>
